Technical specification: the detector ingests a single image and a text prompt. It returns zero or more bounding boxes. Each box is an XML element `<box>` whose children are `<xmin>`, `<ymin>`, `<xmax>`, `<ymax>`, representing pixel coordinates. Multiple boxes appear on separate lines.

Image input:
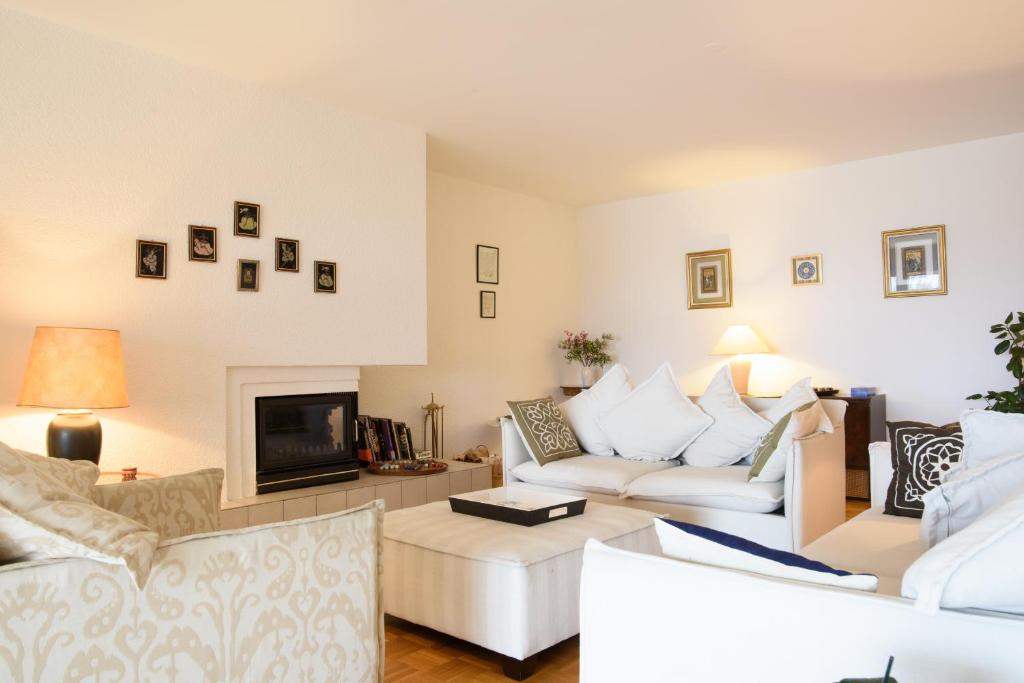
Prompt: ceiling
<box><xmin>5</xmin><ymin>0</ymin><xmax>1024</xmax><ymax>205</ymax></box>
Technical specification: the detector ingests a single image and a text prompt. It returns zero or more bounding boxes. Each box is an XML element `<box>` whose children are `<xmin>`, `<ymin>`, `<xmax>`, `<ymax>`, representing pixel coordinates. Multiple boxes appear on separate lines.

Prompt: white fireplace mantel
<box><xmin>225</xmin><ymin>365</ymin><xmax>359</xmax><ymax>500</ymax></box>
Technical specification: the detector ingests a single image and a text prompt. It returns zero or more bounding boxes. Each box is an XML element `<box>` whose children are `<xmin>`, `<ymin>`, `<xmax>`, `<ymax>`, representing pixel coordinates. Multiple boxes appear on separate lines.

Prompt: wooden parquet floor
<box><xmin>384</xmin><ymin>501</ymin><xmax>871</xmax><ymax>682</ymax></box>
<box><xmin>384</xmin><ymin>617</ymin><xmax>578</xmax><ymax>683</ymax></box>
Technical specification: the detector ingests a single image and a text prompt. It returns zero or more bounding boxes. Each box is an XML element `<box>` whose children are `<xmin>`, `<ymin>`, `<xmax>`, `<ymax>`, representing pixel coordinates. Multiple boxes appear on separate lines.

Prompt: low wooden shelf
<box><xmin>219</xmin><ymin>459</ymin><xmax>491</xmax><ymax>530</ymax></box>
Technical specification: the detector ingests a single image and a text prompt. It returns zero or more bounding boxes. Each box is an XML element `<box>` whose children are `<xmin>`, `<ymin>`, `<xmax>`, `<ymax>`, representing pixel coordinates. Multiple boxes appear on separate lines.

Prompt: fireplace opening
<box><xmin>255</xmin><ymin>391</ymin><xmax>359</xmax><ymax>494</ymax></box>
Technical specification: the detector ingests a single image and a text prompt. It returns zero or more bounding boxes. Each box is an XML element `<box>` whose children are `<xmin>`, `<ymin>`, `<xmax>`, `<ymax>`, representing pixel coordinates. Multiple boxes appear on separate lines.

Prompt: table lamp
<box><xmin>711</xmin><ymin>324</ymin><xmax>771</xmax><ymax>395</ymax></box>
<box><xmin>16</xmin><ymin>326</ymin><xmax>128</xmax><ymax>463</ymax></box>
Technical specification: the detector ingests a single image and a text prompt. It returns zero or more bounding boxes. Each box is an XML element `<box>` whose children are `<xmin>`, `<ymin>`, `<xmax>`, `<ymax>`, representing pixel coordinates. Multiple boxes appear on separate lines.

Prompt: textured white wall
<box><xmin>0</xmin><ymin>10</ymin><xmax>426</xmax><ymax>474</ymax></box>
<box><xmin>577</xmin><ymin>133</ymin><xmax>1024</xmax><ymax>424</ymax></box>
<box><xmin>359</xmin><ymin>172</ymin><xmax>579</xmax><ymax>458</ymax></box>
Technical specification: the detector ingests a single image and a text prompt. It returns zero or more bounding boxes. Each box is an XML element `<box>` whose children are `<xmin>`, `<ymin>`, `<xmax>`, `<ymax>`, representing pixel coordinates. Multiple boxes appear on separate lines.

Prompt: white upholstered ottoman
<box><xmin>383</xmin><ymin>492</ymin><xmax>659</xmax><ymax>678</ymax></box>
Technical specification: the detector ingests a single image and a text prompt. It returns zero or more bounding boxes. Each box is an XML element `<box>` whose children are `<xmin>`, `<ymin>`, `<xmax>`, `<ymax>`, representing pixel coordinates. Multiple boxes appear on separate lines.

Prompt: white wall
<box><xmin>359</xmin><ymin>172</ymin><xmax>578</xmax><ymax>458</ymax></box>
<box><xmin>0</xmin><ymin>9</ymin><xmax>426</xmax><ymax>475</ymax></box>
<box><xmin>578</xmin><ymin>133</ymin><xmax>1024</xmax><ymax>424</ymax></box>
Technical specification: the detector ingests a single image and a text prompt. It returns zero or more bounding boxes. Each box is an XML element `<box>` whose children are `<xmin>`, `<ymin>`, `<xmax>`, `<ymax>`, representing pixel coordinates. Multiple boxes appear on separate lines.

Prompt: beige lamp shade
<box><xmin>711</xmin><ymin>325</ymin><xmax>771</xmax><ymax>356</ymax></box>
<box><xmin>17</xmin><ymin>327</ymin><xmax>128</xmax><ymax>409</ymax></box>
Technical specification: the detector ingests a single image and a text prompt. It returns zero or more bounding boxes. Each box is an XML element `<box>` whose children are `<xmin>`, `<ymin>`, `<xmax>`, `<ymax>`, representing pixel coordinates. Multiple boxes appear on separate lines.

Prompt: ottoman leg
<box><xmin>501</xmin><ymin>654</ymin><xmax>537</xmax><ymax>680</ymax></box>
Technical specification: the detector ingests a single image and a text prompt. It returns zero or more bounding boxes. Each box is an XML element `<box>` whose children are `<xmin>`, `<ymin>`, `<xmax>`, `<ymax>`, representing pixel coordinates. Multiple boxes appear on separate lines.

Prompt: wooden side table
<box><xmin>97</xmin><ymin>470</ymin><xmax>160</xmax><ymax>485</ymax></box>
<box><xmin>561</xmin><ymin>386</ymin><xmax>586</xmax><ymax>397</ymax></box>
<box><xmin>830</xmin><ymin>394</ymin><xmax>887</xmax><ymax>500</ymax></box>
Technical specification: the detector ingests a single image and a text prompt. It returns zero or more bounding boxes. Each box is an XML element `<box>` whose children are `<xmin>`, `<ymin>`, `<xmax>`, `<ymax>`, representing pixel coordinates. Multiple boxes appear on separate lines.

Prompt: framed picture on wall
<box><xmin>237</xmin><ymin>259</ymin><xmax>260</xmax><ymax>292</ymax></box>
<box><xmin>791</xmin><ymin>254</ymin><xmax>822</xmax><ymax>286</ymax></box>
<box><xmin>188</xmin><ymin>225</ymin><xmax>217</xmax><ymax>262</ymax></box>
<box><xmin>275</xmin><ymin>237</ymin><xmax>300</xmax><ymax>272</ymax></box>
<box><xmin>136</xmin><ymin>240</ymin><xmax>167</xmax><ymax>279</ymax></box>
<box><xmin>480</xmin><ymin>290</ymin><xmax>496</xmax><ymax>318</ymax></box>
<box><xmin>234</xmin><ymin>201</ymin><xmax>261</xmax><ymax>238</ymax></box>
<box><xmin>476</xmin><ymin>244</ymin><xmax>499</xmax><ymax>284</ymax></box>
<box><xmin>685</xmin><ymin>248</ymin><xmax>732</xmax><ymax>309</ymax></box>
<box><xmin>315</xmin><ymin>260</ymin><xmax>337</xmax><ymax>293</ymax></box>
<box><xmin>882</xmin><ymin>225</ymin><xmax>947</xmax><ymax>298</ymax></box>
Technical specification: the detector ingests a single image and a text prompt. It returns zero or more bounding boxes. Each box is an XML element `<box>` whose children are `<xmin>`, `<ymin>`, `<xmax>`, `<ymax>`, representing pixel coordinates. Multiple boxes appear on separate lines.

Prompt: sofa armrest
<box><xmin>580</xmin><ymin>540</ymin><xmax>1024</xmax><ymax>683</ymax></box>
<box><xmin>870</xmin><ymin>441</ymin><xmax>893</xmax><ymax>507</ymax></box>
<box><xmin>92</xmin><ymin>468</ymin><xmax>224</xmax><ymax>539</ymax></box>
<box><xmin>783</xmin><ymin>417</ymin><xmax>847</xmax><ymax>550</ymax></box>
<box><xmin>501</xmin><ymin>416</ymin><xmax>532</xmax><ymax>483</ymax></box>
<box><xmin>0</xmin><ymin>501</ymin><xmax>385</xmax><ymax>682</ymax></box>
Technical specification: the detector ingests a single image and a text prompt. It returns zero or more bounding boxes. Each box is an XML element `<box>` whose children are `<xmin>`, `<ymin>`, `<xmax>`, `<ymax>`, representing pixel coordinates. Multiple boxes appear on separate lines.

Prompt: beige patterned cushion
<box><xmin>0</xmin><ymin>442</ymin><xmax>158</xmax><ymax>588</ymax></box>
<box><xmin>93</xmin><ymin>468</ymin><xmax>223</xmax><ymax>539</ymax></box>
<box><xmin>0</xmin><ymin>442</ymin><xmax>99</xmax><ymax>497</ymax></box>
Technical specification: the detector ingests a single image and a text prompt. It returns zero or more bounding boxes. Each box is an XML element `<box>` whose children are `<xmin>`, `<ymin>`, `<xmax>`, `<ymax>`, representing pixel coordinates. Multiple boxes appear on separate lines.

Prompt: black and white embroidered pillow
<box><xmin>884</xmin><ymin>421</ymin><xmax>963</xmax><ymax>518</ymax></box>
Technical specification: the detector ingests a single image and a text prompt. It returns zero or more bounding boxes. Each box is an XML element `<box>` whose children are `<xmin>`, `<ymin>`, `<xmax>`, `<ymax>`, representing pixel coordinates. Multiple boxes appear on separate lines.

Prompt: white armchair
<box><xmin>0</xmin><ymin>498</ymin><xmax>384</xmax><ymax>682</ymax></box>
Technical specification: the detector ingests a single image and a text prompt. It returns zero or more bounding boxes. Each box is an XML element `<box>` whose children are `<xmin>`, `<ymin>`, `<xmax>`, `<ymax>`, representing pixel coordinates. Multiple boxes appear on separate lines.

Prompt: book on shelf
<box><xmin>395</xmin><ymin>422</ymin><xmax>412</xmax><ymax>460</ymax></box>
<box><xmin>355</xmin><ymin>415</ymin><xmax>373</xmax><ymax>465</ymax></box>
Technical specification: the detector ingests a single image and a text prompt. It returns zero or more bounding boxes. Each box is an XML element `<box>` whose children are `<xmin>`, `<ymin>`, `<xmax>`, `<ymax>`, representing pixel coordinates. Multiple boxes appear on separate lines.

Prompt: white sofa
<box><xmin>502</xmin><ymin>397</ymin><xmax>847</xmax><ymax>551</ymax></box>
<box><xmin>579</xmin><ymin>446</ymin><xmax>1024</xmax><ymax>682</ymax></box>
<box><xmin>0</xmin><ymin>490</ymin><xmax>385</xmax><ymax>682</ymax></box>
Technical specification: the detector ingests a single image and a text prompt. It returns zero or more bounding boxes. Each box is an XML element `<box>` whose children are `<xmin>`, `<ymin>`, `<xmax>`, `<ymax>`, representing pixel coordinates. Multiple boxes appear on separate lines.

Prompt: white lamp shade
<box><xmin>17</xmin><ymin>327</ymin><xmax>128</xmax><ymax>409</ymax></box>
<box><xmin>711</xmin><ymin>325</ymin><xmax>771</xmax><ymax>356</ymax></box>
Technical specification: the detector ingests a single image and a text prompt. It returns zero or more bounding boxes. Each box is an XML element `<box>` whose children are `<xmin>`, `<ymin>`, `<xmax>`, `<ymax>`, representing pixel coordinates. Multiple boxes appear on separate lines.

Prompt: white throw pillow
<box><xmin>919</xmin><ymin>451</ymin><xmax>1024</xmax><ymax>549</ymax></box>
<box><xmin>682</xmin><ymin>365</ymin><xmax>772</xmax><ymax>467</ymax></box>
<box><xmin>654</xmin><ymin>518</ymin><xmax>877</xmax><ymax>591</ymax></box>
<box><xmin>596</xmin><ymin>363</ymin><xmax>712</xmax><ymax>462</ymax></box>
<box><xmin>759</xmin><ymin>377</ymin><xmax>834</xmax><ymax>435</ymax></box>
<box><xmin>903</xmin><ymin>490</ymin><xmax>1024</xmax><ymax>615</ymax></box>
<box><xmin>958</xmin><ymin>410</ymin><xmax>1024</xmax><ymax>471</ymax></box>
<box><xmin>559</xmin><ymin>364</ymin><xmax>633</xmax><ymax>456</ymax></box>
<box><xmin>747</xmin><ymin>400</ymin><xmax>826</xmax><ymax>483</ymax></box>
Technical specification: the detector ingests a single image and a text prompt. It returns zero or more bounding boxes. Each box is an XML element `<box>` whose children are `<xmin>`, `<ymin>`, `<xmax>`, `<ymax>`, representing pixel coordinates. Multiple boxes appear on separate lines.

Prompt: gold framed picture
<box><xmin>314</xmin><ymin>260</ymin><xmax>337</xmax><ymax>293</ymax></box>
<box><xmin>237</xmin><ymin>259</ymin><xmax>260</xmax><ymax>292</ymax></box>
<box><xmin>234</xmin><ymin>201</ymin><xmax>260</xmax><ymax>238</ymax></box>
<box><xmin>685</xmin><ymin>248</ymin><xmax>732</xmax><ymax>309</ymax></box>
<box><xmin>882</xmin><ymin>225</ymin><xmax>947</xmax><ymax>298</ymax></box>
<box><xmin>275</xmin><ymin>237</ymin><xmax>299</xmax><ymax>272</ymax></box>
<box><xmin>792</xmin><ymin>254</ymin><xmax>822</xmax><ymax>286</ymax></box>
<box><xmin>136</xmin><ymin>240</ymin><xmax>167</xmax><ymax>279</ymax></box>
<box><xmin>188</xmin><ymin>225</ymin><xmax>217</xmax><ymax>262</ymax></box>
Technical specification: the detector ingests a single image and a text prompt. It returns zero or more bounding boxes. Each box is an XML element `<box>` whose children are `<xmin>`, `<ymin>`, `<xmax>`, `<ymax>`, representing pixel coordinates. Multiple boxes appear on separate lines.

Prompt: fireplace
<box><xmin>255</xmin><ymin>391</ymin><xmax>359</xmax><ymax>494</ymax></box>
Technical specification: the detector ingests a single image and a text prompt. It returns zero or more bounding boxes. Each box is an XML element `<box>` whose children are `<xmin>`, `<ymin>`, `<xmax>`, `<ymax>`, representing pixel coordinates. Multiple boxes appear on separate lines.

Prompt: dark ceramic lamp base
<box><xmin>47</xmin><ymin>411</ymin><xmax>102</xmax><ymax>464</ymax></box>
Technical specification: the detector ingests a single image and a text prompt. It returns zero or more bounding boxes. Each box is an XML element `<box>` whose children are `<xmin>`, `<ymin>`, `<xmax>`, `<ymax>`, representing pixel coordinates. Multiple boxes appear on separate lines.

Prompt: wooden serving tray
<box><xmin>368</xmin><ymin>460</ymin><xmax>449</xmax><ymax>477</ymax></box>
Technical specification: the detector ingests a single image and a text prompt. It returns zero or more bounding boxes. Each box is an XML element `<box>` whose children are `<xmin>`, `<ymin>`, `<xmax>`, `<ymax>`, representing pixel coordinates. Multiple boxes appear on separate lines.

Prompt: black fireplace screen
<box><xmin>255</xmin><ymin>392</ymin><xmax>357</xmax><ymax>477</ymax></box>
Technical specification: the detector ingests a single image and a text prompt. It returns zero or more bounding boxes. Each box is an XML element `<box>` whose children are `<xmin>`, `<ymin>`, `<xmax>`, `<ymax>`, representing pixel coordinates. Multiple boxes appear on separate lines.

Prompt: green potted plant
<box><xmin>558</xmin><ymin>330</ymin><xmax>614</xmax><ymax>387</ymax></box>
<box><xmin>967</xmin><ymin>312</ymin><xmax>1024</xmax><ymax>413</ymax></box>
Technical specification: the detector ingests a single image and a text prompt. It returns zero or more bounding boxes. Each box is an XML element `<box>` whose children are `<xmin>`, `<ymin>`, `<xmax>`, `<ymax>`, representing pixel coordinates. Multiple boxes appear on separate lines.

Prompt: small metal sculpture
<box><xmin>422</xmin><ymin>393</ymin><xmax>445</xmax><ymax>459</ymax></box>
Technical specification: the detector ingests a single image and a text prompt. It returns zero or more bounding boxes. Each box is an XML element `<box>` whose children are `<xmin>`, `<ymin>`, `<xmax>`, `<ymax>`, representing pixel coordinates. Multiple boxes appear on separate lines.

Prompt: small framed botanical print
<box><xmin>314</xmin><ymin>260</ymin><xmax>337</xmax><ymax>293</ymax></box>
<box><xmin>480</xmin><ymin>290</ymin><xmax>496</xmax><ymax>318</ymax></box>
<box><xmin>476</xmin><ymin>244</ymin><xmax>499</xmax><ymax>284</ymax></box>
<box><xmin>136</xmin><ymin>240</ymin><xmax>167</xmax><ymax>279</ymax></box>
<box><xmin>275</xmin><ymin>238</ymin><xmax>299</xmax><ymax>272</ymax></box>
<box><xmin>882</xmin><ymin>225</ymin><xmax>947</xmax><ymax>298</ymax></box>
<box><xmin>234</xmin><ymin>201</ymin><xmax>260</xmax><ymax>238</ymax></box>
<box><xmin>792</xmin><ymin>254</ymin><xmax>822</xmax><ymax>286</ymax></box>
<box><xmin>188</xmin><ymin>225</ymin><xmax>217</xmax><ymax>262</ymax></box>
<box><xmin>237</xmin><ymin>259</ymin><xmax>260</xmax><ymax>292</ymax></box>
<box><xmin>685</xmin><ymin>248</ymin><xmax>732</xmax><ymax>309</ymax></box>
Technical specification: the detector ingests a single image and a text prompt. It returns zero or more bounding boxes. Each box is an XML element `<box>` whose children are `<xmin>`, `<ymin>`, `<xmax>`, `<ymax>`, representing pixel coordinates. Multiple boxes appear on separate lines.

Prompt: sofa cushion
<box><xmin>654</xmin><ymin>518</ymin><xmax>877</xmax><ymax>591</ymax></box>
<box><xmin>759</xmin><ymin>377</ymin><xmax>833</xmax><ymax>435</ymax></box>
<box><xmin>0</xmin><ymin>442</ymin><xmax>158</xmax><ymax>588</ymax></box>
<box><xmin>596</xmin><ymin>362</ymin><xmax>712</xmax><ymax>462</ymax></box>
<box><xmin>802</xmin><ymin>506</ymin><xmax>921</xmax><ymax>596</ymax></box>
<box><xmin>682</xmin><ymin>365</ymin><xmax>772</xmax><ymax>468</ymax></box>
<box><xmin>958</xmin><ymin>409</ymin><xmax>1024</xmax><ymax>471</ymax></box>
<box><xmin>93</xmin><ymin>468</ymin><xmax>224</xmax><ymax>539</ymax></box>
<box><xmin>559</xmin><ymin>364</ymin><xmax>632</xmax><ymax>456</ymax></box>
<box><xmin>885</xmin><ymin>421</ymin><xmax>963</xmax><ymax>518</ymax></box>
<box><xmin>624</xmin><ymin>464</ymin><xmax>783</xmax><ymax>513</ymax></box>
<box><xmin>902</xmin><ymin>491</ymin><xmax>1024</xmax><ymax>615</ymax></box>
<box><xmin>748</xmin><ymin>400</ymin><xmax>822</xmax><ymax>483</ymax></box>
<box><xmin>920</xmin><ymin>452</ymin><xmax>1024</xmax><ymax>549</ymax></box>
<box><xmin>512</xmin><ymin>455</ymin><xmax>677</xmax><ymax>495</ymax></box>
<box><xmin>507</xmin><ymin>397</ymin><xmax>582</xmax><ymax>466</ymax></box>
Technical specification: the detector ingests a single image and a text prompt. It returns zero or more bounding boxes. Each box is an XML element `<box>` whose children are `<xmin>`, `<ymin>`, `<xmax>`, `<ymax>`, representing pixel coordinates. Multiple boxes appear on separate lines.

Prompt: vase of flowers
<box><xmin>558</xmin><ymin>330</ymin><xmax>614</xmax><ymax>387</ymax></box>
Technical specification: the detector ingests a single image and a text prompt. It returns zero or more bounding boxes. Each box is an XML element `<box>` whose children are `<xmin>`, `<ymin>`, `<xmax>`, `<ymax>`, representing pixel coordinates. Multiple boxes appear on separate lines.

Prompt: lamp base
<box><xmin>729</xmin><ymin>357</ymin><xmax>753</xmax><ymax>395</ymax></box>
<box><xmin>47</xmin><ymin>411</ymin><xmax>102</xmax><ymax>463</ymax></box>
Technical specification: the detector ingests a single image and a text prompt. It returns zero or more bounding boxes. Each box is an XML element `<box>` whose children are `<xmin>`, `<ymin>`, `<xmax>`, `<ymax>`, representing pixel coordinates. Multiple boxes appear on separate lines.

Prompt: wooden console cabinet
<box><xmin>831</xmin><ymin>394</ymin><xmax>887</xmax><ymax>500</ymax></box>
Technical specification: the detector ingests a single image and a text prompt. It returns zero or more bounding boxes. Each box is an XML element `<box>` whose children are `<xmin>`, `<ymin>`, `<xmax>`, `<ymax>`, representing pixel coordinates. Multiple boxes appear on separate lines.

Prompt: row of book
<box><xmin>357</xmin><ymin>415</ymin><xmax>416</xmax><ymax>463</ymax></box>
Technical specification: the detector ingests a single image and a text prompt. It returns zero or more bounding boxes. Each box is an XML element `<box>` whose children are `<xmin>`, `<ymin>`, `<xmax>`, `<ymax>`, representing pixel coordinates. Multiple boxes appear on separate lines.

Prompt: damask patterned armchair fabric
<box><xmin>0</xmin><ymin>501</ymin><xmax>384</xmax><ymax>682</ymax></box>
